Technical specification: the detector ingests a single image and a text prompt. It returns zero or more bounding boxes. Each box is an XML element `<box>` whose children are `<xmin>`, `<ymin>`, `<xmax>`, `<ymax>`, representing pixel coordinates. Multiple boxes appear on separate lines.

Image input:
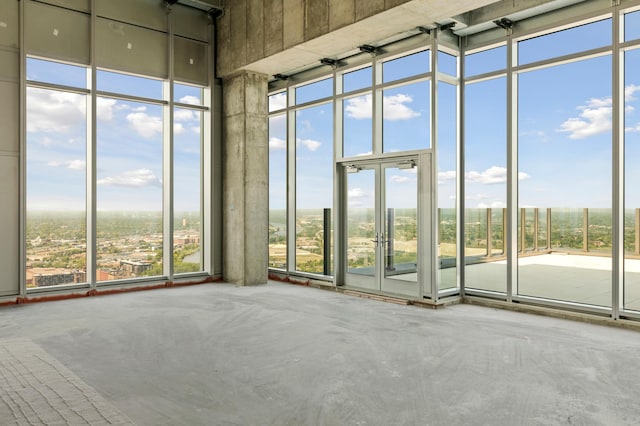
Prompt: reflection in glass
<box><xmin>295</xmin><ymin>103</ymin><xmax>333</xmax><ymax>274</ymax></box>
<box><xmin>438</xmin><ymin>82</ymin><xmax>457</xmax><ymax>290</ymax></box>
<box><xmin>343</xmin><ymin>67</ymin><xmax>371</xmax><ymax>93</ymax></box>
<box><xmin>625</xmin><ymin>48</ymin><xmax>640</xmax><ymax>311</ymax></box>
<box><xmin>27</xmin><ymin>57</ymin><xmax>87</xmax><ymax>88</ymax></box>
<box><xmin>465</xmin><ymin>46</ymin><xmax>505</xmax><ymax>77</ymax></box>
<box><xmin>347</xmin><ymin>169</ymin><xmax>375</xmax><ymax>276</ymax></box>
<box><xmin>26</xmin><ymin>87</ymin><xmax>87</xmax><ymax>288</ymax></box>
<box><xmin>518</xmin><ymin>56</ymin><xmax>611</xmax><ymax>307</ymax></box>
<box><xmin>383</xmin><ymin>81</ymin><xmax>430</xmax><ymax>152</ymax></box>
<box><xmin>96</xmin><ymin>97</ymin><xmax>163</xmax><ymax>281</ymax></box>
<box><xmin>269</xmin><ymin>114</ymin><xmax>287</xmax><ymax>269</ymax></box>
<box><xmin>464</xmin><ymin>77</ymin><xmax>507</xmax><ymax>293</ymax></box>
<box><xmin>296</xmin><ymin>78</ymin><xmax>333</xmax><ymax>105</ymax></box>
<box><xmin>343</xmin><ymin>93</ymin><xmax>372</xmax><ymax>157</ymax></box>
<box><xmin>518</xmin><ymin>19</ymin><xmax>611</xmax><ymax>65</ymax></box>
<box><xmin>173</xmin><ymin>107</ymin><xmax>202</xmax><ymax>274</ymax></box>
<box><xmin>383</xmin><ymin>50</ymin><xmax>429</xmax><ymax>83</ymax></box>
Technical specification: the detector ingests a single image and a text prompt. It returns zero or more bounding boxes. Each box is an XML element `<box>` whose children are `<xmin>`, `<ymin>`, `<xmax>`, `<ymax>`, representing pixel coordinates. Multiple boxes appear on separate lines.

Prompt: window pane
<box><xmin>27</xmin><ymin>57</ymin><xmax>86</xmax><ymax>88</ymax></box>
<box><xmin>438</xmin><ymin>82</ymin><xmax>457</xmax><ymax>291</ymax></box>
<box><xmin>174</xmin><ymin>107</ymin><xmax>202</xmax><ymax>274</ymax></box>
<box><xmin>295</xmin><ymin>78</ymin><xmax>333</xmax><ymax>104</ymax></box>
<box><xmin>383</xmin><ymin>50</ymin><xmax>429</xmax><ymax>83</ymax></box>
<box><xmin>626</xmin><ymin>10</ymin><xmax>640</xmax><ymax>42</ymax></box>
<box><xmin>97</xmin><ymin>98</ymin><xmax>163</xmax><ymax>281</ymax></box>
<box><xmin>26</xmin><ymin>87</ymin><xmax>87</xmax><ymax>288</ymax></box>
<box><xmin>438</xmin><ymin>51</ymin><xmax>457</xmax><ymax>76</ymax></box>
<box><xmin>269</xmin><ymin>114</ymin><xmax>287</xmax><ymax>269</ymax></box>
<box><xmin>518</xmin><ymin>56</ymin><xmax>612</xmax><ymax>307</ymax></box>
<box><xmin>175</xmin><ymin>83</ymin><xmax>202</xmax><ymax>105</ymax></box>
<box><xmin>343</xmin><ymin>93</ymin><xmax>372</xmax><ymax>157</ymax></box>
<box><xmin>296</xmin><ymin>103</ymin><xmax>333</xmax><ymax>274</ymax></box>
<box><xmin>464</xmin><ymin>77</ymin><xmax>507</xmax><ymax>293</ymax></box>
<box><xmin>383</xmin><ymin>80</ymin><xmax>430</xmax><ymax>152</ymax></box>
<box><xmin>625</xmin><ymin>48</ymin><xmax>640</xmax><ymax>311</ymax></box>
<box><xmin>343</xmin><ymin>67</ymin><xmax>371</xmax><ymax>93</ymax></box>
<box><xmin>465</xmin><ymin>46</ymin><xmax>505</xmax><ymax>77</ymax></box>
<box><xmin>97</xmin><ymin>69</ymin><xmax>163</xmax><ymax>99</ymax></box>
<box><xmin>269</xmin><ymin>92</ymin><xmax>286</xmax><ymax>112</ymax></box>
<box><xmin>518</xmin><ymin>19</ymin><xmax>612</xmax><ymax>65</ymax></box>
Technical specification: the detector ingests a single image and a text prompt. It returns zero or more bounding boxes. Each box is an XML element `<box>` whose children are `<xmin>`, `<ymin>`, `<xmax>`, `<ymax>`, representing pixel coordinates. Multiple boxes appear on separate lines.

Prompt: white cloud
<box><xmin>465</xmin><ymin>193</ymin><xmax>488</xmax><ymax>201</ymax></box>
<box><xmin>47</xmin><ymin>160</ymin><xmax>86</xmax><ymax>170</ymax></box>
<box><xmin>191</xmin><ymin>126</ymin><xmax>201</xmax><ymax>134</ymax></box>
<box><xmin>175</xmin><ymin>109</ymin><xmax>200</xmax><ymax>122</ymax></box>
<box><xmin>66</xmin><ymin>160</ymin><xmax>86</xmax><ymax>170</ymax></box>
<box><xmin>557</xmin><ymin>85</ymin><xmax>640</xmax><ymax>140</ymax></box>
<box><xmin>27</xmin><ymin>88</ymin><xmax>86</xmax><ymax>133</ymax></box>
<box><xmin>179</xmin><ymin>95</ymin><xmax>200</xmax><ymax>105</ymax></box>
<box><xmin>297</xmin><ymin>138</ymin><xmax>321</xmax><ymax>151</ymax></box>
<box><xmin>465</xmin><ymin>166</ymin><xmax>530</xmax><ymax>185</ymax></box>
<box><xmin>348</xmin><ymin>188</ymin><xmax>366</xmax><ymax>198</ymax></box>
<box><xmin>97</xmin><ymin>98</ymin><xmax>117</xmax><ymax>121</ymax></box>
<box><xmin>626</xmin><ymin>122</ymin><xmax>640</xmax><ymax>133</ymax></box>
<box><xmin>174</xmin><ymin>123</ymin><xmax>186</xmax><ymax>135</ymax></box>
<box><xmin>269</xmin><ymin>137</ymin><xmax>286</xmax><ymax>150</ymax></box>
<box><xmin>97</xmin><ymin>169</ymin><xmax>161</xmax><ymax>187</ymax></box>
<box><xmin>390</xmin><ymin>175</ymin><xmax>411</xmax><ymax>183</ymax></box>
<box><xmin>478</xmin><ymin>201</ymin><xmax>506</xmax><ymax>209</ymax></box>
<box><xmin>126</xmin><ymin>112</ymin><xmax>162</xmax><ymax>139</ymax></box>
<box><xmin>626</xmin><ymin>84</ymin><xmax>640</xmax><ymax>102</ymax></box>
<box><xmin>269</xmin><ymin>92</ymin><xmax>287</xmax><ymax>111</ymax></box>
<box><xmin>344</xmin><ymin>93</ymin><xmax>420</xmax><ymax>121</ymax></box>
<box><xmin>438</xmin><ymin>170</ymin><xmax>456</xmax><ymax>184</ymax></box>
<box><xmin>384</xmin><ymin>94</ymin><xmax>421</xmax><ymax>121</ymax></box>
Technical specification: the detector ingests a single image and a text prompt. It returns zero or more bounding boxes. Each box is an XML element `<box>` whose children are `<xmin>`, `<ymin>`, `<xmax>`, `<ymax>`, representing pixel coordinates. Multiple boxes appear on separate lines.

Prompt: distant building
<box><xmin>26</xmin><ymin>268</ymin><xmax>86</xmax><ymax>287</ymax></box>
<box><xmin>119</xmin><ymin>259</ymin><xmax>153</xmax><ymax>276</ymax></box>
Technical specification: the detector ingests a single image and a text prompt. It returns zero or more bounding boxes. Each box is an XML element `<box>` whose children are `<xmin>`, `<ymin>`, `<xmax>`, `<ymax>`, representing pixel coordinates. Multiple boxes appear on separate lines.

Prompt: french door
<box><xmin>341</xmin><ymin>154</ymin><xmax>431</xmax><ymax>298</ymax></box>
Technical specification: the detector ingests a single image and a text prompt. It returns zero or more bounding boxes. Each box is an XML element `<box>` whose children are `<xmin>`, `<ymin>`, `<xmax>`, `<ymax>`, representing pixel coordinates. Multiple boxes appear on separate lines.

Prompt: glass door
<box><xmin>343</xmin><ymin>156</ymin><xmax>425</xmax><ymax>298</ymax></box>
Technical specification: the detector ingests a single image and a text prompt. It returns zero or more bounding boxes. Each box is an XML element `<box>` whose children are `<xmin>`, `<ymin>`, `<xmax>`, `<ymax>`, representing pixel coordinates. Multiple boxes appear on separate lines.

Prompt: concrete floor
<box><xmin>1</xmin><ymin>282</ymin><xmax>640</xmax><ymax>425</ymax></box>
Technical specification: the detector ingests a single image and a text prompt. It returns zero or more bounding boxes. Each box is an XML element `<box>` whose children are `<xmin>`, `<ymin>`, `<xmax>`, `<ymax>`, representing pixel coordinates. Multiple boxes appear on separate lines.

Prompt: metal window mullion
<box><xmin>86</xmin><ymin>0</ymin><xmax>97</xmax><ymax>288</ymax></box>
<box><xmin>19</xmin><ymin>0</ymin><xmax>26</xmax><ymax>296</ymax></box>
<box><xmin>333</xmin><ymin>71</ymin><xmax>342</xmax><ymax>283</ymax></box>
<box><xmin>458</xmin><ymin>37</ymin><xmax>465</xmax><ymax>297</ymax></box>
<box><xmin>506</xmin><ymin>30</ymin><xmax>518</xmax><ymax>303</ymax></box>
<box><xmin>430</xmin><ymin>35</ymin><xmax>439</xmax><ymax>301</ymax></box>
<box><xmin>286</xmin><ymin>88</ymin><xmax>296</xmax><ymax>272</ymax></box>
<box><xmin>613</xmin><ymin>5</ymin><xmax>624</xmax><ymax>319</ymax></box>
<box><xmin>373</xmin><ymin>59</ymin><xmax>383</xmax><ymax>155</ymax></box>
<box><xmin>163</xmin><ymin>10</ymin><xmax>175</xmax><ymax>280</ymax></box>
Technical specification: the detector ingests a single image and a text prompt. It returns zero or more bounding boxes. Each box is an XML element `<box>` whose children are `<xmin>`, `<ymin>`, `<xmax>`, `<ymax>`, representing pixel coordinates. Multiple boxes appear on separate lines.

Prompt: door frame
<box><xmin>335</xmin><ymin>151</ymin><xmax>433</xmax><ymax>299</ymax></box>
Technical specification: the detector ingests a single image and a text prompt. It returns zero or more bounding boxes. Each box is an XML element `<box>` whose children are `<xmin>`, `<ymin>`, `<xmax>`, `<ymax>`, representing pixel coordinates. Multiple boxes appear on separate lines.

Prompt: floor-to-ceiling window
<box><xmin>24</xmin><ymin>1</ymin><xmax>210</xmax><ymax>289</ymax></box>
<box><xmin>463</xmin><ymin>45</ymin><xmax>507</xmax><ymax>294</ymax></box>
<box><xmin>624</xmin><ymin>8</ymin><xmax>640</xmax><ymax>312</ymax></box>
<box><xmin>517</xmin><ymin>19</ymin><xmax>613</xmax><ymax>307</ymax></box>
<box><xmin>268</xmin><ymin>91</ymin><xmax>287</xmax><ymax>269</ymax></box>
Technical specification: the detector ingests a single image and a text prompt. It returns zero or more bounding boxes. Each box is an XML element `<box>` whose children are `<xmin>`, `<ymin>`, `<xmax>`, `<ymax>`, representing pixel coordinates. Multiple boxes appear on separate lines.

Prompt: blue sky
<box><xmin>26</xmin><ymin>59</ymin><xmax>203</xmax><ymax>212</ymax></box>
<box><xmin>270</xmin><ymin>15</ymin><xmax>640</xmax><ymax>212</ymax></box>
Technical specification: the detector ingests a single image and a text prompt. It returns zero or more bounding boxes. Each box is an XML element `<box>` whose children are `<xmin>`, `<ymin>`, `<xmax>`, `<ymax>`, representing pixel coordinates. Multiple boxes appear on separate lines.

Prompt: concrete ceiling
<box><xmin>242</xmin><ymin>0</ymin><xmax>501</xmax><ymax>77</ymax></box>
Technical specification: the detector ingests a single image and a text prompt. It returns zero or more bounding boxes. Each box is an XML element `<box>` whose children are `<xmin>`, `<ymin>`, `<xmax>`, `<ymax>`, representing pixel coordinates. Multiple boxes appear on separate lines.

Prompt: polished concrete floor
<box><xmin>1</xmin><ymin>281</ymin><xmax>640</xmax><ymax>425</ymax></box>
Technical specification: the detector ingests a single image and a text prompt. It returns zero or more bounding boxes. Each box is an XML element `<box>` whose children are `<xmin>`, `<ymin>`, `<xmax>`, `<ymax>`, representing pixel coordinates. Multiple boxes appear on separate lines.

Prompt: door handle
<box><xmin>371</xmin><ymin>232</ymin><xmax>379</xmax><ymax>246</ymax></box>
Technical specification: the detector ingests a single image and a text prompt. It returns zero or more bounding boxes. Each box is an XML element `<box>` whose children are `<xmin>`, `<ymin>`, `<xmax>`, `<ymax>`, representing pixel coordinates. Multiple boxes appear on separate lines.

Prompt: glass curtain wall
<box><xmin>268</xmin><ymin>93</ymin><xmax>287</xmax><ymax>269</ymax></box>
<box><xmin>437</xmin><ymin>51</ymin><xmax>458</xmax><ymax>291</ymax></box>
<box><xmin>463</xmin><ymin>45</ymin><xmax>507</xmax><ymax>293</ymax></box>
<box><xmin>24</xmin><ymin>2</ymin><xmax>209</xmax><ymax>289</ymax></box>
<box><xmin>624</xmin><ymin>11</ymin><xmax>640</xmax><ymax>312</ymax></box>
<box><xmin>517</xmin><ymin>19</ymin><xmax>613</xmax><ymax>306</ymax></box>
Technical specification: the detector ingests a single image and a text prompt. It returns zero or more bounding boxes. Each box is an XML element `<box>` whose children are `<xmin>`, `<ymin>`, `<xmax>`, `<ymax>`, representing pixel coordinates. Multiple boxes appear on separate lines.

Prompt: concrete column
<box><xmin>222</xmin><ymin>71</ymin><xmax>269</xmax><ymax>285</ymax></box>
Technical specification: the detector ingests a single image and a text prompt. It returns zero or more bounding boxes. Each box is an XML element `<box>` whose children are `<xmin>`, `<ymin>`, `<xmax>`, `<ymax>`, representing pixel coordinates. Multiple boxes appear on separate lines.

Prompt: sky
<box><xmin>269</xmin><ymin>14</ymin><xmax>640</xmax><ymax>212</ymax></box>
<box><xmin>26</xmin><ymin>58</ymin><xmax>203</xmax><ymax>212</ymax></box>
